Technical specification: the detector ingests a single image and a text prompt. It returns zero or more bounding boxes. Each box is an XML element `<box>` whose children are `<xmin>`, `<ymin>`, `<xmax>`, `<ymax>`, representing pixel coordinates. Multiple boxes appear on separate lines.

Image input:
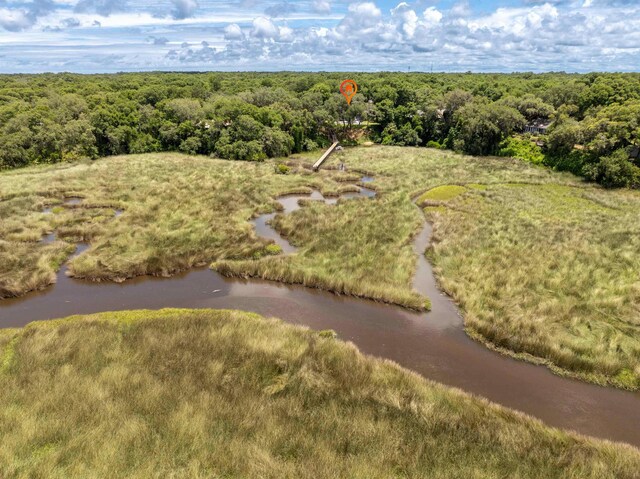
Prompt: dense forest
<box><xmin>1</xmin><ymin>72</ymin><xmax>639</xmax><ymax>187</ymax></box>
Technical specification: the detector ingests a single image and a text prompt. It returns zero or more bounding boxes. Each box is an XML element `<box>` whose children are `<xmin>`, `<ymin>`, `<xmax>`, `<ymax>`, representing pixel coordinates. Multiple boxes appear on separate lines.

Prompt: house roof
<box><xmin>526</xmin><ymin>119</ymin><xmax>552</xmax><ymax>129</ymax></box>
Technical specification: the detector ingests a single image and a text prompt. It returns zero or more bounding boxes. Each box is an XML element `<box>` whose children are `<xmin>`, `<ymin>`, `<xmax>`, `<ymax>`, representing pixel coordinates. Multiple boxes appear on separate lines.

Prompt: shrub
<box><xmin>263</xmin><ymin>128</ymin><xmax>294</xmax><ymax>158</ymax></box>
<box><xmin>499</xmin><ymin>137</ymin><xmax>545</xmax><ymax>165</ymax></box>
<box><xmin>318</xmin><ymin>329</ymin><xmax>337</xmax><ymax>339</ymax></box>
<box><xmin>583</xmin><ymin>149</ymin><xmax>640</xmax><ymax>188</ymax></box>
<box><xmin>216</xmin><ymin>139</ymin><xmax>266</xmax><ymax>161</ymax></box>
<box><xmin>129</xmin><ymin>133</ymin><xmax>161</xmax><ymax>154</ymax></box>
<box><xmin>178</xmin><ymin>136</ymin><xmax>201</xmax><ymax>155</ymax></box>
<box><xmin>264</xmin><ymin>244</ymin><xmax>283</xmax><ymax>255</ymax></box>
<box><xmin>426</xmin><ymin>140</ymin><xmax>442</xmax><ymax>149</ymax></box>
<box><xmin>274</xmin><ymin>163</ymin><xmax>290</xmax><ymax>175</ymax></box>
<box><xmin>303</xmin><ymin>138</ymin><xmax>318</xmax><ymax>151</ymax></box>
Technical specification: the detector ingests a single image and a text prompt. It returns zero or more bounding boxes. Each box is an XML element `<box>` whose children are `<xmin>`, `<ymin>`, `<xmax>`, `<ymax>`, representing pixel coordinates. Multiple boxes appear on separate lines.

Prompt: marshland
<box><xmin>4</xmin><ymin>145</ymin><xmax>638</xmax><ymax>390</ymax></box>
<box><xmin>1</xmin><ymin>71</ymin><xmax>640</xmax><ymax>476</ymax></box>
<box><xmin>1</xmin><ymin>309</ymin><xmax>639</xmax><ymax>478</ymax></box>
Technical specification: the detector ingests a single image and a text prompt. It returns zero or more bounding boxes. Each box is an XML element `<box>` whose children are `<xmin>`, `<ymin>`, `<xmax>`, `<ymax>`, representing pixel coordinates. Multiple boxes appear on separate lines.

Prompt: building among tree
<box><xmin>524</xmin><ymin>119</ymin><xmax>552</xmax><ymax>135</ymax></box>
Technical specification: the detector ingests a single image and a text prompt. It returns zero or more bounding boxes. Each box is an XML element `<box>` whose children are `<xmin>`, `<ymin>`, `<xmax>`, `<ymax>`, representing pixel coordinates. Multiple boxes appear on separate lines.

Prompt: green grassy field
<box><xmin>2</xmin><ymin>146</ymin><xmax>639</xmax><ymax>389</ymax></box>
<box><xmin>321</xmin><ymin>147</ymin><xmax>639</xmax><ymax>390</ymax></box>
<box><xmin>0</xmin><ymin>308</ymin><xmax>638</xmax><ymax>478</ymax></box>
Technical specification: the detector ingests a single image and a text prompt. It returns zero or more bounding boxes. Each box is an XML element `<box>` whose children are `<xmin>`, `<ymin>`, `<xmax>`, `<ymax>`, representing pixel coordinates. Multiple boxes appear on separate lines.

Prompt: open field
<box><xmin>2</xmin><ymin>146</ymin><xmax>639</xmax><ymax>388</ymax></box>
<box><xmin>0</xmin><ymin>308</ymin><xmax>638</xmax><ymax>478</ymax></box>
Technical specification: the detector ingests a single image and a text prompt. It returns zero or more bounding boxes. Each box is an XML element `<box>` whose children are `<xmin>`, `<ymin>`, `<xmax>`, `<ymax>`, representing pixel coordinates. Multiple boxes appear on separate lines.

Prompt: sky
<box><xmin>0</xmin><ymin>0</ymin><xmax>638</xmax><ymax>73</ymax></box>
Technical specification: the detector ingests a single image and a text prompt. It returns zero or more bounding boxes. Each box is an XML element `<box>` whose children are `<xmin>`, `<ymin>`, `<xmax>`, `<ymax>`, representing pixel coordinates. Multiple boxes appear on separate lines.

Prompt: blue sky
<box><xmin>0</xmin><ymin>0</ymin><xmax>638</xmax><ymax>73</ymax></box>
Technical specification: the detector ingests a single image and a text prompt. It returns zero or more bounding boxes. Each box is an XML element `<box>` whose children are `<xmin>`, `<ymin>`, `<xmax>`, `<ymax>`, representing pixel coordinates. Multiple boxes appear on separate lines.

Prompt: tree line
<box><xmin>0</xmin><ymin>72</ymin><xmax>639</xmax><ymax>187</ymax></box>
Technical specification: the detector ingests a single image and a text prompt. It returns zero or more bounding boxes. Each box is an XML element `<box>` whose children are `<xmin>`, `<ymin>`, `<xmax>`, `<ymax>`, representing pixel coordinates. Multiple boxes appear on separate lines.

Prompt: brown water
<box><xmin>2</xmin><ymin>181</ymin><xmax>640</xmax><ymax>448</ymax></box>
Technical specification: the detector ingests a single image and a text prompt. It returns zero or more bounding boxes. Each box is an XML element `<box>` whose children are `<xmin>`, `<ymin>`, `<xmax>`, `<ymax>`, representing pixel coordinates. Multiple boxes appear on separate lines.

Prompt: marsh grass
<box><xmin>0</xmin><ymin>308</ymin><xmax>638</xmax><ymax>478</ymax></box>
<box><xmin>215</xmin><ymin>192</ymin><xmax>428</xmax><ymax>310</ymax></box>
<box><xmin>3</xmin><ymin>146</ymin><xmax>639</xmax><ymax>388</ymax></box>
<box><xmin>417</xmin><ymin>185</ymin><xmax>467</xmax><ymax>202</ymax></box>
<box><xmin>423</xmin><ymin>183</ymin><xmax>640</xmax><ymax>389</ymax></box>
<box><xmin>213</xmin><ymin>147</ymin><xmax>570</xmax><ymax>310</ymax></box>
<box><xmin>0</xmin><ymin>153</ymin><xmax>346</xmax><ymax>297</ymax></box>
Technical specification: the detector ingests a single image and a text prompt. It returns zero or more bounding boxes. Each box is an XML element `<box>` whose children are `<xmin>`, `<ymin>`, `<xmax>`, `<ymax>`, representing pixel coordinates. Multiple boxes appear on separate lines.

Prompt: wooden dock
<box><xmin>313</xmin><ymin>141</ymin><xmax>339</xmax><ymax>171</ymax></box>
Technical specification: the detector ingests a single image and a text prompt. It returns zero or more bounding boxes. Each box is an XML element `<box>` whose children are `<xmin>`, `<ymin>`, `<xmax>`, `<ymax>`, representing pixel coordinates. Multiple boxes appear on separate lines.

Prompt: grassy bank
<box><xmin>1</xmin><ymin>308</ymin><xmax>638</xmax><ymax>478</ymax></box>
<box><xmin>419</xmin><ymin>182</ymin><xmax>640</xmax><ymax>390</ymax></box>
<box><xmin>213</xmin><ymin>146</ymin><xmax>569</xmax><ymax>310</ymax></box>
<box><xmin>307</xmin><ymin>146</ymin><xmax>638</xmax><ymax>390</ymax></box>
<box><xmin>214</xmin><ymin>191</ymin><xmax>429</xmax><ymax>310</ymax></box>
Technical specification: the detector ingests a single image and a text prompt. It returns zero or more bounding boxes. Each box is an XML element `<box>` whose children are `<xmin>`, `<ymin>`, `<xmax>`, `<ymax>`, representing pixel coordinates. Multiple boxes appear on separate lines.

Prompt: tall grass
<box><xmin>0</xmin><ymin>153</ymin><xmax>347</xmax><ymax>297</ymax></box>
<box><xmin>423</xmin><ymin>182</ymin><xmax>640</xmax><ymax>389</ymax></box>
<box><xmin>3</xmin><ymin>146</ymin><xmax>639</xmax><ymax>389</ymax></box>
<box><xmin>214</xmin><ymin>192</ymin><xmax>429</xmax><ymax>310</ymax></box>
<box><xmin>0</xmin><ymin>308</ymin><xmax>638</xmax><ymax>478</ymax></box>
<box><xmin>213</xmin><ymin>146</ymin><xmax>571</xmax><ymax>310</ymax></box>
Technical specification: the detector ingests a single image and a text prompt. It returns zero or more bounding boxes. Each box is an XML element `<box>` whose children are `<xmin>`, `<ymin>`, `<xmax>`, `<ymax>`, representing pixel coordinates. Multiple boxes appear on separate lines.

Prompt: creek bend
<box><xmin>1</xmin><ymin>179</ymin><xmax>640</xmax><ymax>448</ymax></box>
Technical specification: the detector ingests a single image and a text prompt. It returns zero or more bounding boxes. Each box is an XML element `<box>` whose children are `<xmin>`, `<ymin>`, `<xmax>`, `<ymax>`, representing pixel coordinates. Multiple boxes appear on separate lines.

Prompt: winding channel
<box><xmin>1</xmin><ymin>178</ymin><xmax>640</xmax><ymax>448</ymax></box>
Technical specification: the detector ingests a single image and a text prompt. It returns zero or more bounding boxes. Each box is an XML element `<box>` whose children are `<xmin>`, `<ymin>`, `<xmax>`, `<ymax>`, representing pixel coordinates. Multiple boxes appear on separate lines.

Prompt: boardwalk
<box><xmin>313</xmin><ymin>141</ymin><xmax>339</xmax><ymax>171</ymax></box>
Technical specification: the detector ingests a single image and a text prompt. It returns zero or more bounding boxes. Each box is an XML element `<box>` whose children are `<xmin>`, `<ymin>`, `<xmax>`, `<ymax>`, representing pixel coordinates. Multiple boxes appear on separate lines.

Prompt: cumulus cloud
<box><xmin>186</xmin><ymin>0</ymin><xmax>640</xmax><ymax>72</ymax></box>
<box><xmin>278</xmin><ymin>25</ymin><xmax>294</xmax><ymax>42</ymax></box>
<box><xmin>224</xmin><ymin>23</ymin><xmax>243</xmax><ymax>40</ymax></box>
<box><xmin>423</xmin><ymin>7</ymin><xmax>443</xmax><ymax>26</ymax></box>
<box><xmin>469</xmin><ymin>4</ymin><xmax>559</xmax><ymax>36</ymax></box>
<box><xmin>449</xmin><ymin>1</ymin><xmax>471</xmax><ymax>18</ymax></box>
<box><xmin>348</xmin><ymin>1</ymin><xmax>381</xmax><ymax>20</ymax></box>
<box><xmin>251</xmin><ymin>16</ymin><xmax>279</xmax><ymax>39</ymax></box>
<box><xmin>0</xmin><ymin>0</ymin><xmax>56</xmax><ymax>31</ymax></box>
<box><xmin>0</xmin><ymin>9</ymin><xmax>32</xmax><ymax>31</ymax></box>
<box><xmin>391</xmin><ymin>2</ymin><xmax>419</xmax><ymax>39</ymax></box>
<box><xmin>335</xmin><ymin>2</ymin><xmax>383</xmax><ymax>39</ymax></box>
<box><xmin>171</xmin><ymin>0</ymin><xmax>198</xmax><ymax>20</ymax></box>
<box><xmin>2</xmin><ymin>0</ymin><xmax>640</xmax><ymax>72</ymax></box>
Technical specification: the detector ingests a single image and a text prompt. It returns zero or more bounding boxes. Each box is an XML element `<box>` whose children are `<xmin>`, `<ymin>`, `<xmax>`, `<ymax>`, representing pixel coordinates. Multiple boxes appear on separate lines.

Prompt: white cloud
<box><xmin>348</xmin><ymin>2</ymin><xmax>381</xmax><ymax>20</ymax></box>
<box><xmin>423</xmin><ymin>7</ymin><xmax>443</xmax><ymax>26</ymax></box>
<box><xmin>391</xmin><ymin>3</ymin><xmax>419</xmax><ymax>39</ymax></box>
<box><xmin>450</xmin><ymin>1</ymin><xmax>471</xmax><ymax>18</ymax></box>
<box><xmin>74</xmin><ymin>0</ymin><xmax>127</xmax><ymax>16</ymax></box>
<box><xmin>0</xmin><ymin>0</ymin><xmax>639</xmax><ymax>72</ymax></box>
<box><xmin>469</xmin><ymin>4</ymin><xmax>559</xmax><ymax>36</ymax></box>
<box><xmin>0</xmin><ymin>8</ymin><xmax>32</xmax><ymax>31</ymax></box>
<box><xmin>224</xmin><ymin>23</ymin><xmax>243</xmax><ymax>40</ymax></box>
<box><xmin>336</xmin><ymin>1</ymin><xmax>383</xmax><ymax>39</ymax></box>
<box><xmin>278</xmin><ymin>26</ymin><xmax>294</xmax><ymax>42</ymax></box>
<box><xmin>251</xmin><ymin>16</ymin><xmax>279</xmax><ymax>39</ymax></box>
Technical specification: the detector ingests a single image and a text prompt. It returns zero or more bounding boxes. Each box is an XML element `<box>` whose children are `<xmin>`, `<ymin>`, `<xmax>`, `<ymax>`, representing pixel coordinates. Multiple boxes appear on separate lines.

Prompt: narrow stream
<box><xmin>1</xmin><ymin>179</ymin><xmax>639</xmax><ymax>448</ymax></box>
